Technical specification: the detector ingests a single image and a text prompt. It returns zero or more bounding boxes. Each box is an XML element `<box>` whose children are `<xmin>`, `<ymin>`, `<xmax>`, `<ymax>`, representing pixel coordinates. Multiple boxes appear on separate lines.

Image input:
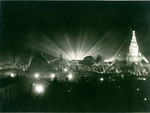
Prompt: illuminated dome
<box><xmin>29</xmin><ymin>54</ymin><xmax>50</xmax><ymax>72</ymax></box>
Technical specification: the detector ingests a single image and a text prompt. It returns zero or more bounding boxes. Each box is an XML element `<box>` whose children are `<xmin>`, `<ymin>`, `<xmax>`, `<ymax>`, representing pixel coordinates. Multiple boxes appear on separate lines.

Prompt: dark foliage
<box><xmin>1</xmin><ymin>73</ymin><xmax>150</xmax><ymax>112</ymax></box>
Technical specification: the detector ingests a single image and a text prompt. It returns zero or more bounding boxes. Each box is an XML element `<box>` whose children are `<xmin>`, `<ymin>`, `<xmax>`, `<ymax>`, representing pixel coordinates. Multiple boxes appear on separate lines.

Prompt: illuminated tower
<box><xmin>126</xmin><ymin>31</ymin><xmax>141</xmax><ymax>64</ymax></box>
<box><xmin>58</xmin><ymin>54</ymin><xmax>63</xmax><ymax>69</ymax></box>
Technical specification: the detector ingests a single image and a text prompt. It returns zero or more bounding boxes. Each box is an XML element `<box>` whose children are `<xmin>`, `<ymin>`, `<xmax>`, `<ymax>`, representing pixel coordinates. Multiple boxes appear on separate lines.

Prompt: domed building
<box><xmin>29</xmin><ymin>54</ymin><xmax>51</xmax><ymax>73</ymax></box>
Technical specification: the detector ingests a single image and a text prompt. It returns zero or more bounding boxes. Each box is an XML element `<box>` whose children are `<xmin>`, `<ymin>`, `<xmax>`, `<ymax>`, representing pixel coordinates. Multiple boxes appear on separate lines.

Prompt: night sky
<box><xmin>1</xmin><ymin>1</ymin><xmax>150</xmax><ymax>63</ymax></box>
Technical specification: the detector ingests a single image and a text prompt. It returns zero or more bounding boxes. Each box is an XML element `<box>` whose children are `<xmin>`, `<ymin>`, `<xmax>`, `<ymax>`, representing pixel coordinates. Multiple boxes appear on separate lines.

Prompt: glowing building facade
<box><xmin>126</xmin><ymin>31</ymin><xmax>142</xmax><ymax>64</ymax></box>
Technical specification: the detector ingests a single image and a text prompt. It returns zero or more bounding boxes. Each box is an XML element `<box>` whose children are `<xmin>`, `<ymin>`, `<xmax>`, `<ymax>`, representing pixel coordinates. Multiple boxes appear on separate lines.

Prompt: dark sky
<box><xmin>1</xmin><ymin>1</ymin><xmax>150</xmax><ymax>62</ymax></box>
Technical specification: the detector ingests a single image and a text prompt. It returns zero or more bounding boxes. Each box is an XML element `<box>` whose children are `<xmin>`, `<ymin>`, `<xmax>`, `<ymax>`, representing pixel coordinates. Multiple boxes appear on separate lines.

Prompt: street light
<box><xmin>144</xmin><ymin>98</ymin><xmax>147</xmax><ymax>101</ymax></box>
<box><xmin>11</xmin><ymin>73</ymin><xmax>15</xmax><ymax>77</ymax></box>
<box><xmin>35</xmin><ymin>85</ymin><xmax>44</xmax><ymax>94</ymax></box>
<box><xmin>68</xmin><ymin>73</ymin><xmax>73</xmax><ymax>80</ymax></box>
<box><xmin>34</xmin><ymin>73</ymin><xmax>39</xmax><ymax>78</ymax></box>
<box><xmin>100</xmin><ymin>77</ymin><xmax>104</xmax><ymax>81</ymax></box>
<box><xmin>143</xmin><ymin>78</ymin><xmax>146</xmax><ymax>81</ymax></box>
<box><xmin>50</xmin><ymin>73</ymin><xmax>55</xmax><ymax>79</ymax></box>
<box><xmin>64</xmin><ymin>68</ymin><xmax>68</xmax><ymax>72</ymax></box>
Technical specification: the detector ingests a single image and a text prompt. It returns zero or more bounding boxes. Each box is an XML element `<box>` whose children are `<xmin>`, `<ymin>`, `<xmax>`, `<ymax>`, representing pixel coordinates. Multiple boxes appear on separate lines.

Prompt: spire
<box><xmin>127</xmin><ymin>30</ymin><xmax>139</xmax><ymax>63</ymax></box>
<box><xmin>132</xmin><ymin>30</ymin><xmax>136</xmax><ymax>39</ymax></box>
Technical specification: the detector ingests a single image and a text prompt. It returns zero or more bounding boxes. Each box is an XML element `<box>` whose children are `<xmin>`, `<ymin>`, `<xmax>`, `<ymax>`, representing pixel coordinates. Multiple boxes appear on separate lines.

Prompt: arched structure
<box><xmin>29</xmin><ymin>54</ymin><xmax>50</xmax><ymax>72</ymax></box>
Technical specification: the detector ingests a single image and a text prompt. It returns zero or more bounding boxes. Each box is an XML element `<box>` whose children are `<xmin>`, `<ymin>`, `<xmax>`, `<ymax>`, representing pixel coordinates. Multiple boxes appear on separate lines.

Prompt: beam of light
<box><xmin>110</xmin><ymin>40</ymin><xmax>127</xmax><ymax>61</ymax></box>
<box><xmin>126</xmin><ymin>23</ymin><xmax>132</xmax><ymax>32</ymax></box>
<box><xmin>14</xmin><ymin>57</ymin><xmax>20</xmax><ymax>66</ymax></box>
<box><xmin>141</xmin><ymin>53</ymin><xmax>149</xmax><ymax>63</ymax></box>
<box><xmin>27</xmin><ymin>33</ymin><xmax>72</xmax><ymax>60</ymax></box>
<box><xmin>75</xmin><ymin>30</ymin><xmax>98</xmax><ymax>60</ymax></box>
<box><xmin>82</xmin><ymin>30</ymin><xmax>113</xmax><ymax>58</ymax></box>
<box><xmin>64</xmin><ymin>33</ymin><xmax>76</xmax><ymax>60</ymax></box>
<box><xmin>76</xmin><ymin>31</ymin><xmax>86</xmax><ymax>60</ymax></box>
<box><xmin>4</xmin><ymin>54</ymin><xmax>19</xmax><ymax>66</ymax></box>
<box><xmin>82</xmin><ymin>28</ymin><xmax>125</xmax><ymax>59</ymax></box>
<box><xmin>26</xmin><ymin>28</ymin><xmax>126</xmax><ymax>61</ymax></box>
<box><xmin>28</xmin><ymin>50</ymin><xmax>34</xmax><ymax>66</ymax></box>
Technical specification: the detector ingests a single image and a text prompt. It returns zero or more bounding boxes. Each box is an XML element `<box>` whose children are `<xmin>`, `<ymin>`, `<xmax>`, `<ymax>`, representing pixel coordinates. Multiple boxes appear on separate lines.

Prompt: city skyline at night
<box><xmin>1</xmin><ymin>1</ymin><xmax>150</xmax><ymax>112</ymax></box>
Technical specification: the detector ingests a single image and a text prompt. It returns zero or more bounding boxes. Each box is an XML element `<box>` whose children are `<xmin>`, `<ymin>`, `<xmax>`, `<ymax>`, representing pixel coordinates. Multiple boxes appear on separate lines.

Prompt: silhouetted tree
<box><xmin>141</xmin><ymin>59</ymin><xmax>146</xmax><ymax>64</ymax></box>
<box><xmin>79</xmin><ymin>56</ymin><xmax>95</xmax><ymax>66</ymax></box>
<box><xmin>95</xmin><ymin>54</ymin><xmax>102</xmax><ymax>64</ymax></box>
<box><xmin>114</xmin><ymin>59</ymin><xmax>119</xmax><ymax>64</ymax></box>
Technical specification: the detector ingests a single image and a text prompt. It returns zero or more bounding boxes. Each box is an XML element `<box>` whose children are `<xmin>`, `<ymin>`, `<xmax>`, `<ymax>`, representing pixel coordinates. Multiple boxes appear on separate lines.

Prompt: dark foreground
<box><xmin>1</xmin><ymin>73</ymin><xmax>150</xmax><ymax>112</ymax></box>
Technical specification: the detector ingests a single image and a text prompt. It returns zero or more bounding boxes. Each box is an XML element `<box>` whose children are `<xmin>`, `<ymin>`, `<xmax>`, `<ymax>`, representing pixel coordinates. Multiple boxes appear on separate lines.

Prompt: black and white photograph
<box><xmin>0</xmin><ymin>1</ymin><xmax>150</xmax><ymax>112</ymax></box>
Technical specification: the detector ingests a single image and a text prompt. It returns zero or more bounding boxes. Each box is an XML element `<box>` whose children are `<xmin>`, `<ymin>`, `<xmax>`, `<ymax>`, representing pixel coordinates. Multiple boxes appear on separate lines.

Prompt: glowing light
<box><xmin>121</xmin><ymin>75</ymin><xmax>124</xmax><ymax>77</ymax></box>
<box><xmin>100</xmin><ymin>78</ymin><xmax>104</xmax><ymax>81</ymax></box>
<box><xmin>111</xmin><ymin>78</ymin><xmax>115</xmax><ymax>81</ymax></box>
<box><xmin>34</xmin><ymin>73</ymin><xmax>39</xmax><ymax>78</ymax></box>
<box><xmin>137</xmin><ymin>88</ymin><xmax>139</xmax><ymax>91</ymax></box>
<box><xmin>11</xmin><ymin>73</ymin><xmax>15</xmax><ymax>77</ymax></box>
<box><xmin>109</xmin><ymin>41</ymin><xmax>127</xmax><ymax>62</ymax></box>
<box><xmin>116</xmin><ymin>70</ymin><xmax>119</xmax><ymax>73</ymax></box>
<box><xmin>144</xmin><ymin>98</ymin><xmax>147</xmax><ymax>101</ymax></box>
<box><xmin>35</xmin><ymin>85</ymin><xmax>44</xmax><ymax>93</ymax></box>
<box><xmin>51</xmin><ymin>73</ymin><xmax>55</xmax><ymax>78</ymax></box>
<box><xmin>143</xmin><ymin>78</ymin><xmax>146</xmax><ymax>81</ymax></box>
<box><xmin>64</xmin><ymin>68</ymin><xmax>68</xmax><ymax>72</ymax></box>
<box><xmin>27</xmin><ymin>29</ymin><xmax>122</xmax><ymax>61</ymax></box>
<box><xmin>68</xmin><ymin>74</ymin><xmax>73</xmax><ymax>80</ymax></box>
<box><xmin>68</xmin><ymin>90</ymin><xmax>71</xmax><ymax>93</ymax></box>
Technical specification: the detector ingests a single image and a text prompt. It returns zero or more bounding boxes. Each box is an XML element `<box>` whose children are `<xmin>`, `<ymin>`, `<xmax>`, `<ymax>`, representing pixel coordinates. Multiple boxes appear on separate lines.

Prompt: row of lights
<box><xmin>33</xmin><ymin>72</ymin><xmax>73</xmax><ymax>94</ymax></box>
<box><xmin>137</xmin><ymin>78</ymin><xmax>146</xmax><ymax>81</ymax></box>
<box><xmin>32</xmin><ymin>67</ymin><xmax>149</xmax><ymax>94</ymax></box>
<box><xmin>128</xmin><ymin>70</ymin><xmax>149</xmax><ymax>76</ymax></box>
<box><xmin>33</xmin><ymin>75</ymin><xmax>105</xmax><ymax>94</ymax></box>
